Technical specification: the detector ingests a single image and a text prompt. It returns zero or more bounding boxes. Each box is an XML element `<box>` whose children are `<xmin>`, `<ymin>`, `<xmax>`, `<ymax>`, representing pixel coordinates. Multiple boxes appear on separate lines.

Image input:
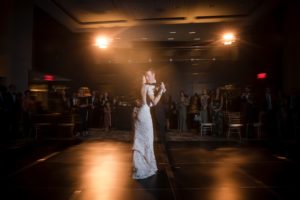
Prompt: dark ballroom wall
<box><xmin>0</xmin><ymin>0</ymin><xmax>34</xmax><ymax>92</ymax></box>
<box><xmin>282</xmin><ymin>1</ymin><xmax>300</xmax><ymax>94</ymax></box>
<box><xmin>0</xmin><ymin>0</ymin><xmax>13</xmax><ymax>84</ymax></box>
<box><xmin>245</xmin><ymin>1</ymin><xmax>300</xmax><ymax>95</ymax></box>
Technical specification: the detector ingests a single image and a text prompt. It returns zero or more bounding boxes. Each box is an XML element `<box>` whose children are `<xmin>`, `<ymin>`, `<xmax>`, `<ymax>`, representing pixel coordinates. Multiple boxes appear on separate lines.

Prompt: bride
<box><xmin>132</xmin><ymin>69</ymin><xmax>166</xmax><ymax>179</ymax></box>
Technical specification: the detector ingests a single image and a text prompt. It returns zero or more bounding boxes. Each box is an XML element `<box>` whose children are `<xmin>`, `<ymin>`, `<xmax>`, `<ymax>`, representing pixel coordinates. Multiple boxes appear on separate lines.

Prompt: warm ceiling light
<box><xmin>222</xmin><ymin>33</ymin><xmax>236</xmax><ymax>45</ymax></box>
<box><xmin>96</xmin><ymin>36</ymin><xmax>110</xmax><ymax>49</ymax></box>
<box><xmin>189</xmin><ymin>31</ymin><xmax>196</xmax><ymax>34</ymax></box>
<box><xmin>170</xmin><ymin>31</ymin><xmax>176</xmax><ymax>34</ymax></box>
<box><xmin>223</xmin><ymin>33</ymin><xmax>234</xmax><ymax>40</ymax></box>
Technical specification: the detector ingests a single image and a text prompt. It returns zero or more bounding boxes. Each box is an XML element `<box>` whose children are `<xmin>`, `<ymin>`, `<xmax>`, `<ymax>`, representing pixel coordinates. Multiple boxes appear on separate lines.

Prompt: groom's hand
<box><xmin>160</xmin><ymin>82</ymin><xmax>166</xmax><ymax>93</ymax></box>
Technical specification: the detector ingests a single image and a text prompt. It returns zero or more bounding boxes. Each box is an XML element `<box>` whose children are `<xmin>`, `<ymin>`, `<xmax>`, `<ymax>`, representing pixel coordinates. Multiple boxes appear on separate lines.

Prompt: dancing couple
<box><xmin>132</xmin><ymin>68</ymin><xmax>167</xmax><ymax>179</ymax></box>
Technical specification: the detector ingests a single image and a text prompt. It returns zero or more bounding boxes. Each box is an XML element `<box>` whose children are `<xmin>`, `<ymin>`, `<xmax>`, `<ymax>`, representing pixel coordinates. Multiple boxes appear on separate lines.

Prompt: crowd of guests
<box><xmin>0</xmin><ymin>84</ymin><xmax>39</xmax><ymax>140</ymax></box>
<box><xmin>61</xmin><ymin>87</ymin><xmax>121</xmax><ymax>136</ymax></box>
<box><xmin>1</xmin><ymin>83</ymin><xmax>300</xmax><ymax>141</ymax></box>
<box><xmin>0</xmin><ymin>84</ymin><xmax>119</xmax><ymax>140</ymax></box>
<box><xmin>147</xmin><ymin>86</ymin><xmax>300</xmax><ymax>139</ymax></box>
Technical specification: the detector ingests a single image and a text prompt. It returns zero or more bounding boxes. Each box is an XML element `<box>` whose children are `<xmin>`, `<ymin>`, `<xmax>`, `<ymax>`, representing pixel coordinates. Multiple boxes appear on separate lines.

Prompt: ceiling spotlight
<box><xmin>170</xmin><ymin>31</ymin><xmax>176</xmax><ymax>34</ymax></box>
<box><xmin>167</xmin><ymin>37</ymin><xmax>174</xmax><ymax>40</ymax></box>
<box><xmin>148</xmin><ymin>58</ymin><xmax>152</xmax><ymax>62</ymax></box>
<box><xmin>96</xmin><ymin>36</ymin><xmax>111</xmax><ymax>49</ymax></box>
<box><xmin>189</xmin><ymin>31</ymin><xmax>196</xmax><ymax>34</ymax></box>
<box><xmin>169</xmin><ymin>58</ymin><xmax>173</xmax><ymax>62</ymax></box>
<box><xmin>222</xmin><ymin>33</ymin><xmax>236</xmax><ymax>45</ymax></box>
<box><xmin>223</xmin><ymin>33</ymin><xmax>234</xmax><ymax>40</ymax></box>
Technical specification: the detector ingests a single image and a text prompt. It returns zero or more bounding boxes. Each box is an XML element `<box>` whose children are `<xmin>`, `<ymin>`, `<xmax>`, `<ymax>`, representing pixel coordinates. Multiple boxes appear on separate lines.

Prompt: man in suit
<box><xmin>151</xmin><ymin>82</ymin><xmax>174</xmax><ymax>168</ymax></box>
<box><xmin>262</xmin><ymin>87</ymin><xmax>277</xmax><ymax>138</ymax></box>
<box><xmin>6</xmin><ymin>84</ymin><xmax>20</xmax><ymax>139</ymax></box>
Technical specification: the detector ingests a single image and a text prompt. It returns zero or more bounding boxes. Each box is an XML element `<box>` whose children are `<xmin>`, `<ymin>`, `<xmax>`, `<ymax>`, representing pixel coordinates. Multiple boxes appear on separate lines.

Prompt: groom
<box><xmin>152</xmin><ymin>83</ymin><xmax>174</xmax><ymax>168</ymax></box>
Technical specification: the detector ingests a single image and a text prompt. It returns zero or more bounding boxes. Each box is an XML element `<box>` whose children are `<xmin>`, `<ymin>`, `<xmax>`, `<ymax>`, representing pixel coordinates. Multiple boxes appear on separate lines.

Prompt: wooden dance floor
<box><xmin>1</xmin><ymin>131</ymin><xmax>299</xmax><ymax>200</ymax></box>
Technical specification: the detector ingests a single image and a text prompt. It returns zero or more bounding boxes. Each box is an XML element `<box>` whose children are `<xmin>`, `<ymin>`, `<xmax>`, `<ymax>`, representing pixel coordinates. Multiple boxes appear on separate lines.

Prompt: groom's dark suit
<box><xmin>152</xmin><ymin>93</ymin><xmax>174</xmax><ymax>166</ymax></box>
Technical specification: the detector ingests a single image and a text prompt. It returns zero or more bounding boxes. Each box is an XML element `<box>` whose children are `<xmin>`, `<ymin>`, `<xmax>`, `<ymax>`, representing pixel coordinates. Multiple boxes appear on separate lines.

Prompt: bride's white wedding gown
<box><xmin>132</xmin><ymin>84</ymin><xmax>158</xmax><ymax>179</ymax></box>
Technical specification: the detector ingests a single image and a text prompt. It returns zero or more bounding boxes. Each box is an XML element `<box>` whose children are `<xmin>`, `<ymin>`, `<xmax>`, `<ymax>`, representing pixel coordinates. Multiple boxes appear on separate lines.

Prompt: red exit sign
<box><xmin>257</xmin><ymin>73</ymin><xmax>267</xmax><ymax>79</ymax></box>
<box><xmin>43</xmin><ymin>74</ymin><xmax>54</xmax><ymax>81</ymax></box>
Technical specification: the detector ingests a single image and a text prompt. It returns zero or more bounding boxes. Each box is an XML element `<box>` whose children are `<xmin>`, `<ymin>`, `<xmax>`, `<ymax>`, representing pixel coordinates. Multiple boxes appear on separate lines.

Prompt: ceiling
<box><xmin>34</xmin><ymin>0</ymin><xmax>277</xmax><ymax>39</ymax></box>
<box><xmin>33</xmin><ymin>0</ymin><xmax>282</xmax><ymax>93</ymax></box>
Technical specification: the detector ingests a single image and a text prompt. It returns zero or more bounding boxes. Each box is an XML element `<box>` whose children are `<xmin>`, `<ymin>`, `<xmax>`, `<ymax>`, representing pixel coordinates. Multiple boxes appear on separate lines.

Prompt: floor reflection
<box><xmin>78</xmin><ymin>143</ymin><xmax>131</xmax><ymax>199</ymax></box>
<box><xmin>209</xmin><ymin>148</ymin><xmax>253</xmax><ymax>200</ymax></box>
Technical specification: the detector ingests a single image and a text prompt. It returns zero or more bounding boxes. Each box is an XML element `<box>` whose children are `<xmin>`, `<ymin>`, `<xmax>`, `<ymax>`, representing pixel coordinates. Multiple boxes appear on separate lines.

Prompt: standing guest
<box><xmin>90</xmin><ymin>91</ymin><xmax>100</xmax><ymax>128</ymax></box>
<box><xmin>102</xmin><ymin>92</ymin><xmax>109</xmax><ymax>104</ymax></box>
<box><xmin>61</xmin><ymin>89</ymin><xmax>69</xmax><ymax>110</ymax></box>
<box><xmin>276</xmin><ymin>90</ymin><xmax>288</xmax><ymax>137</ymax></box>
<box><xmin>22</xmin><ymin>90</ymin><xmax>35</xmax><ymax>138</ymax></box>
<box><xmin>211</xmin><ymin>88</ymin><xmax>223</xmax><ymax>136</ymax></box>
<box><xmin>200</xmin><ymin>89</ymin><xmax>210</xmax><ymax>123</ymax></box>
<box><xmin>77</xmin><ymin>87</ymin><xmax>91</xmax><ymax>136</ymax></box>
<box><xmin>188</xmin><ymin>93</ymin><xmax>200</xmax><ymax>130</ymax></box>
<box><xmin>240</xmin><ymin>86</ymin><xmax>254</xmax><ymax>124</ymax></box>
<box><xmin>169</xmin><ymin>102</ymin><xmax>178</xmax><ymax>130</ymax></box>
<box><xmin>103</xmin><ymin>101</ymin><xmax>112</xmax><ymax>132</ymax></box>
<box><xmin>99</xmin><ymin>93</ymin><xmax>105</xmax><ymax>128</ymax></box>
<box><xmin>69</xmin><ymin>92</ymin><xmax>78</xmax><ymax>109</ymax></box>
<box><xmin>262</xmin><ymin>87</ymin><xmax>277</xmax><ymax>138</ymax></box>
<box><xmin>111</xmin><ymin>96</ymin><xmax>119</xmax><ymax>129</ymax></box>
<box><xmin>0</xmin><ymin>85</ymin><xmax>8</xmax><ymax>137</ymax></box>
<box><xmin>177</xmin><ymin>91</ymin><xmax>188</xmax><ymax>132</ymax></box>
<box><xmin>7</xmin><ymin>84</ymin><xmax>20</xmax><ymax>139</ymax></box>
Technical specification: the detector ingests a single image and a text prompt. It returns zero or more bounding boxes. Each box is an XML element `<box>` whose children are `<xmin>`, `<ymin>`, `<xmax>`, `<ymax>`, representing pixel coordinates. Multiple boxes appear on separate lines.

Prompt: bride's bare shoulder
<box><xmin>141</xmin><ymin>84</ymin><xmax>147</xmax><ymax>92</ymax></box>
